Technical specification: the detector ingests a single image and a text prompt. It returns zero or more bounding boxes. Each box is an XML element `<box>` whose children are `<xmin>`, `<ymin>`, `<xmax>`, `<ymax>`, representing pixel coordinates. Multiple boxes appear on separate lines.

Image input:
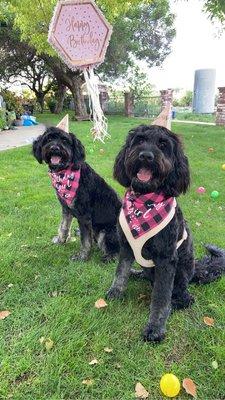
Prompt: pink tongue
<box><xmin>51</xmin><ymin>156</ymin><xmax>61</xmax><ymax>165</ymax></box>
<box><xmin>137</xmin><ymin>168</ymin><xmax>152</xmax><ymax>182</ymax></box>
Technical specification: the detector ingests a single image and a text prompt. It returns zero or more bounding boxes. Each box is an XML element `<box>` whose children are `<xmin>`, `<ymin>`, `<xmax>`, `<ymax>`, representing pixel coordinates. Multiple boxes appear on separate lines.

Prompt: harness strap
<box><xmin>119</xmin><ymin>198</ymin><xmax>187</xmax><ymax>268</ymax></box>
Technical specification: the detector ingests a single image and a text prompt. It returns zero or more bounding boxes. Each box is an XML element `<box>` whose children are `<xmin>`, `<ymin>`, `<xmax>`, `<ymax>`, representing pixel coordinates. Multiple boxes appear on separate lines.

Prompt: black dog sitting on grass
<box><xmin>33</xmin><ymin>127</ymin><xmax>121</xmax><ymax>262</ymax></box>
<box><xmin>106</xmin><ymin>124</ymin><xmax>225</xmax><ymax>343</ymax></box>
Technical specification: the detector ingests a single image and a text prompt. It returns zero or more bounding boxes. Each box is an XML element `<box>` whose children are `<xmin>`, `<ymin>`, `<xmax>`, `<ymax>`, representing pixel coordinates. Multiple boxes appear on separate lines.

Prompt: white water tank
<box><xmin>193</xmin><ymin>69</ymin><xmax>216</xmax><ymax>113</ymax></box>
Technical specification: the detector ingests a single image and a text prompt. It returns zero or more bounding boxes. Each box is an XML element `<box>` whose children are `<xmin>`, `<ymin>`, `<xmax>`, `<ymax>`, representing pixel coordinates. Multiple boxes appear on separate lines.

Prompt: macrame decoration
<box><xmin>48</xmin><ymin>0</ymin><xmax>112</xmax><ymax>142</ymax></box>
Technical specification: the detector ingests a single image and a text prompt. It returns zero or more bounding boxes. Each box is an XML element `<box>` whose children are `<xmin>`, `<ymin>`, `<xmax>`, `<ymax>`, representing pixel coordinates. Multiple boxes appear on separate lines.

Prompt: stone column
<box><xmin>216</xmin><ymin>87</ymin><xmax>225</xmax><ymax>126</ymax></box>
<box><xmin>124</xmin><ymin>92</ymin><xmax>134</xmax><ymax>117</ymax></box>
<box><xmin>160</xmin><ymin>89</ymin><xmax>174</xmax><ymax>111</ymax></box>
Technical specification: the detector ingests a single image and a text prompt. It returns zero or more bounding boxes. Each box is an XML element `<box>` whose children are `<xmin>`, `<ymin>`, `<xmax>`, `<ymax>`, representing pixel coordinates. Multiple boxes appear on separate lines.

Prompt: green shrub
<box><xmin>0</xmin><ymin>89</ymin><xmax>23</xmax><ymax>116</ymax></box>
<box><xmin>47</xmin><ymin>98</ymin><xmax>57</xmax><ymax>113</ymax></box>
<box><xmin>0</xmin><ymin>108</ymin><xmax>7</xmax><ymax>130</ymax></box>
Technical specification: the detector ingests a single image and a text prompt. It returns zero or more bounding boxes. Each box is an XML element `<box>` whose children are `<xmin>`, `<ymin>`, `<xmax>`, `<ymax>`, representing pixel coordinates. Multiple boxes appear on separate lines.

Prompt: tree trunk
<box><xmin>70</xmin><ymin>76</ymin><xmax>89</xmax><ymax>120</ymax></box>
<box><xmin>36</xmin><ymin>93</ymin><xmax>45</xmax><ymax>113</ymax></box>
<box><xmin>54</xmin><ymin>83</ymin><xmax>66</xmax><ymax>114</ymax></box>
<box><xmin>43</xmin><ymin>56</ymin><xmax>88</xmax><ymax>119</ymax></box>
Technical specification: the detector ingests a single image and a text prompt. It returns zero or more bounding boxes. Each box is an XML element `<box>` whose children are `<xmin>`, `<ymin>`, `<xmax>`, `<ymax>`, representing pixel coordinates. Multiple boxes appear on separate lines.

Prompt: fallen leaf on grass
<box><xmin>138</xmin><ymin>294</ymin><xmax>148</xmax><ymax>300</ymax></box>
<box><xmin>89</xmin><ymin>359</ymin><xmax>98</xmax><ymax>365</ymax></box>
<box><xmin>0</xmin><ymin>310</ymin><xmax>11</xmax><ymax>320</ymax></box>
<box><xmin>182</xmin><ymin>378</ymin><xmax>197</xmax><ymax>398</ymax></box>
<box><xmin>135</xmin><ymin>382</ymin><xmax>149</xmax><ymax>399</ymax></box>
<box><xmin>94</xmin><ymin>298</ymin><xmax>108</xmax><ymax>309</ymax></box>
<box><xmin>203</xmin><ymin>316</ymin><xmax>214</xmax><ymax>326</ymax></box>
<box><xmin>195</xmin><ymin>222</ymin><xmax>202</xmax><ymax>227</ymax></box>
<box><xmin>7</xmin><ymin>284</ymin><xmax>13</xmax><ymax>288</ymax></box>
<box><xmin>48</xmin><ymin>291</ymin><xmax>61</xmax><ymax>298</ymax></box>
<box><xmin>208</xmin><ymin>147</ymin><xmax>214</xmax><ymax>152</ymax></box>
<box><xmin>39</xmin><ymin>336</ymin><xmax>45</xmax><ymax>345</ymax></box>
<box><xmin>82</xmin><ymin>379</ymin><xmax>94</xmax><ymax>386</ymax></box>
<box><xmin>39</xmin><ymin>337</ymin><xmax>54</xmax><ymax>351</ymax></box>
<box><xmin>104</xmin><ymin>347</ymin><xmax>113</xmax><ymax>353</ymax></box>
<box><xmin>212</xmin><ymin>360</ymin><xmax>218</xmax><ymax>369</ymax></box>
<box><xmin>45</xmin><ymin>338</ymin><xmax>54</xmax><ymax>351</ymax></box>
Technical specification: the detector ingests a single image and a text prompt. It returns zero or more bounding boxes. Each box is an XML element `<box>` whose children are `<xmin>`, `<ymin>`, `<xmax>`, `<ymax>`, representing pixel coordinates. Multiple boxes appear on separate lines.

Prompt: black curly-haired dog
<box><xmin>32</xmin><ymin>127</ymin><xmax>121</xmax><ymax>262</ymax></box>
<box><xmin>106</xmin><ymin>124</ymin><xmax>225</xmax><ymax>343</ymax></box>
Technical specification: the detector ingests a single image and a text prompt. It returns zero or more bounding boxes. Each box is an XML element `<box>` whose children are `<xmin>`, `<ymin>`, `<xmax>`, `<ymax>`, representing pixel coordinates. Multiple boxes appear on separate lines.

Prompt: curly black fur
<box><xmin>107</xmin><ymin>124</ymin><xmax>225</xmax><ymax>343</ymax></box>
<box><xmin>193</xmin><ymin>244</ymin><xmax>225</xmax><ymax>284</ymax></box>
<box><xmin>33</xmin><ymin>127</ymin><xmax>121</xmax><ymax>261</ymax></box>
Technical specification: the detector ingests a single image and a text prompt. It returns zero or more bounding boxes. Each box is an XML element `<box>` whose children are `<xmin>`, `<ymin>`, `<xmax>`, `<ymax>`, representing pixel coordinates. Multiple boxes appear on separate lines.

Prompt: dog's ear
<box><xmin>70</xmin><ymin>133</ymin><xmax>85</xmax><ymax>162</ymax></box>
<box><xmin>164</xmin><ymin>132</ymin><xmax>190</xmax><ymax>196</ymax></box>
<box><xmin>32</xmin><ymin>135</ymin><xmax>43</xmax><ymax>164</ymax></box>
<box><xmin>114</xmin><ymin>144</ymin><xmax>131</xmax><ymax>187</ymax></box>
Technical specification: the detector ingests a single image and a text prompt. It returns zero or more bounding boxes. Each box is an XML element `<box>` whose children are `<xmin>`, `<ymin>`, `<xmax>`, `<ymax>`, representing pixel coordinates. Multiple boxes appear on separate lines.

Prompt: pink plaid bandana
<box><xmin>122</xmin><ymin>191</ymin><xmax>175</xmax><ymax>239</ymax></box>
<box><xmin>49</xmin><ymin>165</ymin><xmax>80</xmax><ymax>206</ymax></box>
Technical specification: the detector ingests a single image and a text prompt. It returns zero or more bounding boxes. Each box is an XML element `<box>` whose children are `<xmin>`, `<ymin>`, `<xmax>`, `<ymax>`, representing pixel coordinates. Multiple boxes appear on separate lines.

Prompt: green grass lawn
<box><xmin>175</xmin><ymin>112</ymin><xmax>215</xmax><ymax>123</ymax></box>
<box><xmin>0</xmin><ymin>114</ymin><xmax>225</xmax><ymax>399</ymax></box>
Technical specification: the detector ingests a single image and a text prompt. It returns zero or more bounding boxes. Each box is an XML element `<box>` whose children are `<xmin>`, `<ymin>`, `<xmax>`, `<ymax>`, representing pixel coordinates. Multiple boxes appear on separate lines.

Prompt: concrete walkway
<box><xmin>0</xmin><ymin>124</ymin><xmax>45</xmax><ymax>151</ymax></box>
<box><xmin>173</xmin><ymin>119</ymin><xmax>216</xmax><ymax>126</ymax></box>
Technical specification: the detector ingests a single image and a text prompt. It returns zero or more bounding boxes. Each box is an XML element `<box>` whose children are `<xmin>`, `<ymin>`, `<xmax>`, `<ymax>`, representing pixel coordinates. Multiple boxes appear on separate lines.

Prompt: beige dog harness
<box><xmin>119</xmin><ymin>194</ymin><xmax>187</xmax><ymax>268</ymax></box>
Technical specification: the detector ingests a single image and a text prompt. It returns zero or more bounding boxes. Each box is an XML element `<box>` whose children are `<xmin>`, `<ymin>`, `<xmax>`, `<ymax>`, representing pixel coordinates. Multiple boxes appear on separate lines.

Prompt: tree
<box><xmin>0</xmin><ymin>0</ymin><xmax>174</xmax><ymax>118</ymax></box>
<box><xmin>182</xmin><ymin>1</ymin><xmax>225</xmax><ymax>25</ymax></box>
<box><xmin>173</xmin><ymin>90</ymin><xmax>193</xmax><ymax>107</ymax></box>
<box><xmin>100</xmin><ymin>0</ymin><xmax>175</xmax><ymax>80</ymax></box>
<box><xmin>202</xmin><ymin>0</ymin><xmax>225</xmax><ymax>23</ymax></box>
<box><xmin>127</xmin><ymin>66</ymin><xmax>153</xmax><ymax>101</ymax></box>
<box><xmin>0</xmin><ymin>24</ymin><xmax>55</xmax><ymax>112</ymax></box>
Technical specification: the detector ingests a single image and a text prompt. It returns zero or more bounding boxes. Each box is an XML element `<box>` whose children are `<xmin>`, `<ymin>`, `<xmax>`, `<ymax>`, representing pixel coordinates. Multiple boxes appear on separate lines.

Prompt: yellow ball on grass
<box><xmin>160</xmin><ymin>373</ymin><xmax>181</xmax><ymax>398</ymax></box>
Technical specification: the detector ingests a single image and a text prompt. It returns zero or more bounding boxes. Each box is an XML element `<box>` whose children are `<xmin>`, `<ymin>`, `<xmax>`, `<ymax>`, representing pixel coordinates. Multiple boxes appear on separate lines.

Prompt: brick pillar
<box><xmin>99</xmin><ymin>84</ymin><xmax>109</xmax><ymax>113</ymax></box>
<box><xmin>216</xmin><ymin>87</ymin><xmax>225</xmax><ymax>126</ymax></box>
<box><xmin>124</xmin><ymin>92</ymin><xmax>134</xmax><ymax>117</ymax></box>
<box><xmin>160</xmin><ymin>89</ymin><xmax>174</xmax><ymax>111</ymax></box>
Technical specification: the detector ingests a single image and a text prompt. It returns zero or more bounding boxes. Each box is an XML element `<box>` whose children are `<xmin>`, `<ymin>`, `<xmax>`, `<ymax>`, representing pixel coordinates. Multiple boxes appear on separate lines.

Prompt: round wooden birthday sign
<box><xmin>48</xmin><ymin>0</ymin><xmax>112</xmax><ymax>70</ymax></box>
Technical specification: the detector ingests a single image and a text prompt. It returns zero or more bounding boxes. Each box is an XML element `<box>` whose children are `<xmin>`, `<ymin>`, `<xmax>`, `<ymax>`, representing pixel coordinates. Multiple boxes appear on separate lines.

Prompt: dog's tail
<box><xmin>191</xmin><ymin>244</ymin><xmax>225</xmax><ymax>284</ymax></box>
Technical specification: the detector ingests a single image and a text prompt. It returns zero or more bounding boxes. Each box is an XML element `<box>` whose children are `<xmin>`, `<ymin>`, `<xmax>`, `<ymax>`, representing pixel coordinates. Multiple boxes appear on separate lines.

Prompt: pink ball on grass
<box><xmin>196</xmin><ymin>186</ymin><xmax>206</xmax><ymax>194</ymax></box>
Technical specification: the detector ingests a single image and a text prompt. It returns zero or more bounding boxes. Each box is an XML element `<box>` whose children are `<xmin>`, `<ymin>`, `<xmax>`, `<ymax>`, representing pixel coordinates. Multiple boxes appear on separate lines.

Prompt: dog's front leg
<box><xmin>106</xmin><ymin>243</ymin><xmax>134</xmax><ymax>299</ymax></box>
<box><xmin>143</xmin><ymin>256</ymin><xmax>177</xmax><ymax>343</ymax></box>
<box><xmin>52</xmin><ymin>207</ymin><xmax>73</xmax><ymax>244</ymax></box>
<box><xmin>71</xmin><ymin>218</ymin><xmax>93</xmax><ymax>261</ymax></box>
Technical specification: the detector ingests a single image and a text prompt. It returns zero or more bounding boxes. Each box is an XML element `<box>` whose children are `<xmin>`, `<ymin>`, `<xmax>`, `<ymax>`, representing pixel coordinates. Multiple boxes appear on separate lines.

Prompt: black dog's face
<box><xmin>32</xmin><ymin>127</ymin><xmax>85</xmax><ymax>171</ymax></box>
<box><xmin>114</xmin><ymin>125</ymin><xmax>190</xmax><ymax>197</ymax></box>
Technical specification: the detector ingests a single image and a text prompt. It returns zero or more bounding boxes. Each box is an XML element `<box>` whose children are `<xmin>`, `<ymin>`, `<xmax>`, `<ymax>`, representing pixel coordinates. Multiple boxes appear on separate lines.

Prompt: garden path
<box><xmin>0</xmin><ymin>124</ymin><xmax>45</xmax><ymax>151</ymax></box>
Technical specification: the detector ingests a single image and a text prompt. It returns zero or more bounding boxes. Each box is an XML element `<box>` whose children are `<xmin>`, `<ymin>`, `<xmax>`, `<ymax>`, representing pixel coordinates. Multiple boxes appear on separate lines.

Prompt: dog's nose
<box><xmin>139</xmin><ymin>151</ymin><xmax>154</xmax><ymax>162</ymax></box>
<box><xmin>51</xmin><ymin>145</ymin><xmax>60</xmax><ymax>152</ymax></box>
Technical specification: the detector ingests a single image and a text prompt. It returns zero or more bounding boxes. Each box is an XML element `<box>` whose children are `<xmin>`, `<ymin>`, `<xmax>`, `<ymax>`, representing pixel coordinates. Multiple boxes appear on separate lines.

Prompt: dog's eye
<box><xmin>159</xmin><ymin>141</ymin><xmax>167</xmax><ymax>149</ymax></box>
<box><xmin>137</xmin><ymin>137</ymin><xmax>145</xmax><ymax>145</ymax></box>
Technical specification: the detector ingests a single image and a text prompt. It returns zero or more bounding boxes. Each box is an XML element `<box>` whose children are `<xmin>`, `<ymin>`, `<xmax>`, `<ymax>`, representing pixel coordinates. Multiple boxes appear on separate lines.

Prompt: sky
<box><xmin>148</xmin><ymin>0</ymin><xmax>225</xmax><ymax>91</ymax></box>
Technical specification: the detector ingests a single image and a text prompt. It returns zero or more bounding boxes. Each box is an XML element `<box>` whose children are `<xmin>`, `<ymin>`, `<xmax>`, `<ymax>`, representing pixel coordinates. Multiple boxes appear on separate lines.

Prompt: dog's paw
<box><xmin>106</xmin><ymin>287</ymin><xmax>124</xmax><ymax>300</ymax></box>
<box><xmin>52</xmin><ymin>236</ymin><xmax>68</xmax><ymax>244</ymax></box>
<box><xmin>142</xmin><ymin>324</ymin><xmax>165</xmax><ymax>343</ymax></box>
<box><xmin>71</xmin><ymin>252</ymin><xmax>89</xmax><ymax>262</ymax></box>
